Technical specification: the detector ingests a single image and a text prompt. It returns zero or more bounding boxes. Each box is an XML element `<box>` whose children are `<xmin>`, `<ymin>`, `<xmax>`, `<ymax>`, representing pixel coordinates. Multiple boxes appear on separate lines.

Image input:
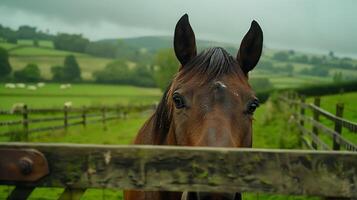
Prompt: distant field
<box><xmin>9</xmin><ymin>56</ymin><xmax>112</xmax><ymax>79</ymax></box>
<box><xmin>0</xmin><ymin>83</ymin><xmax>161</xmax><ymax>109</ymax></box>
<box><xmin>10</xmin><ymin>47</ymin><xmax>87</xmax><ymax>57</ymax></box>
<box><xmin>1</xmin><ymin>40</ymin><xmax>113</xmax><ymax>80</ymax></box>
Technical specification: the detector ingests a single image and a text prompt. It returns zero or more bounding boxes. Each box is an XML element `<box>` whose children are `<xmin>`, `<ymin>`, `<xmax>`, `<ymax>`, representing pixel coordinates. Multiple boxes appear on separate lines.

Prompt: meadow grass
<box><xmin>0</xmin><ymin>83</ymin><xmax>161</xmax><ymax>109</ymax></box>
<box><xmin>10</xmin><ymin>47</ymin><xmax>87</xmax><ymax>57</ymax></box>
<box><xmin>304</xmin><ymin>92</ymin><xmax>357</xmax><ymax>145</ymax></box>
<box><xmin>0</xmin><ymin>42</ymin><xmax>17</xmax><ymax>50</ymax></box>
<box><xmin>1</xmin><ymin>87</ymin><xmax>356</xmax><ymax>199</ymax></box>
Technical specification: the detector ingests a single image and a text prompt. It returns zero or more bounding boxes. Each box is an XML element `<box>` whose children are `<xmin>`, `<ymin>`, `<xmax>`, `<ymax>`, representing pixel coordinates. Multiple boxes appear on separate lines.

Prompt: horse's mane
<box><xmin>153</xmin><ymin>47</ymin><xmax>243</xmax><ymax>144</ymax></box>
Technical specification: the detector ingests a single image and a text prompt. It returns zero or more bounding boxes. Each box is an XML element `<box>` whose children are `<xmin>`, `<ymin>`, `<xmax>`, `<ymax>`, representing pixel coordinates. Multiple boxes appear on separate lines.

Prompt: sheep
<box><xmin>27</xmin><ymin>85</ymin><xmax>37</xmax><ymax>90</ymax></box>
<box><xmin>11</xmin><ymin>103</ymin><xmax>25</xmax><ymax>114</ymax></box>
<box><xmin>5</xmin><ymin>83</ymin><xmax>16</xmax><ymax>89</ymax></box>
<box><xmin>64</xmin><ymin>101</ymin><xmax>72</xmax><ymax>107</ymax></box>
<box><xmin>37</xmin><ymin>82</ymin><xmax>45</xmax><ymax>88</ymax></box>
<box><xmin>16</xmin><ymin>83</ymin><xmax>26</xmax><ymax>88</ymax></box>
<box><xmin>60</xmin><ymin>83</ymin><xmax>72</xmax><ymax>89</ymax></box>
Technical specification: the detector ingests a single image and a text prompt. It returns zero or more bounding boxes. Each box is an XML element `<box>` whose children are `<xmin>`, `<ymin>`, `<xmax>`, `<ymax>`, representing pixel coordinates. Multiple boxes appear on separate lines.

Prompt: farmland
<box><xmin>1</xmin><ymin>82</ymin><xmax>356</xmax><ymax>199</ymax></box>
<box><xmin>3</xmin><ymin>39</ymin><xmax>357</xmax><ymax>89</ymax></box>
<box><xmin>0</xmin><ymin>83</ymin><xmax>161</xmax><ymax>109</ymax></box>
<box><xmin>1</xmin><ymin>39</ymin><xmax>357</xmax><ymax>200</ymax></box>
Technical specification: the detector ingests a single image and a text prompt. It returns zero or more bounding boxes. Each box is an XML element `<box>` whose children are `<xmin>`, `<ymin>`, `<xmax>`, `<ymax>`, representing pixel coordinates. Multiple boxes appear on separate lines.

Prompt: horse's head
<box><xmin>157</xmin><ymin>14</ymin><xmax>263</xmax><ymax>149</ymax></box>
<box><xmin>152</xmin><ymin>14</ymin><xmax>263</xmax><ymax>200</ymax></box>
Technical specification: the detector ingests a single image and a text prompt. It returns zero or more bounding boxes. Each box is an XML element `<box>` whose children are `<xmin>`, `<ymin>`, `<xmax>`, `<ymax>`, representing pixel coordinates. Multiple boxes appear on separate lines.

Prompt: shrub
<box><xmin>153</xmin><ymin>49</ymin><xmax>179</xmax><ymax>91</ymax></box>
<box><xmin>94</xmin><ymin>60</ymin><xmax>156</xmax><ymax>87</ymax></box>
<box><xmin>13</xmin><ymin>63</ymin><xmax>41</xmax><ymax>82</ymax></box>
<box><xmin>0</xmin><ymin>47</ymin><xmax>11</xmax><ymax>79</ymax></box>
<box><xmin>249</xmin><ymin>77</ymin><xmax>274</xmax><ymax>92</ymax></box>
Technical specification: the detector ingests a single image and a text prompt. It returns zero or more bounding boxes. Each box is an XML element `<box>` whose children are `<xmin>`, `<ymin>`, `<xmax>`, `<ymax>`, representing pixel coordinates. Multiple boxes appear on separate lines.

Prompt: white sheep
<box><xmin>16</xmin><ymin>83</ymin><xmax>26</xmax><ymax>88</ymax></box>
<box><xmin>27</xmin><ymin>85</ymin><xmax>37</xmax><ymax>90</ymax></box>
<box><xmin>11</xmin><ymin>103</ymin><xmax>25</xmax><ymax>114</ymax></box>
<box><xmin>64</xmin><ymin>101</ymin><xmax>72</xmax><ymax>107</ymax></box>
<box><xmin>5</xmin><ymin>83</ymin><xmax>16</xmax><ymax>88</ymax></box>
<box><xmin>60</xmin><ymin>83</ymin><xmax>72</xmax><ymax>89</ymax></box>
<box><xmin>37</xmin><ymin>82</ymin><xmax>45</xmax><ymax>87</ymax></box>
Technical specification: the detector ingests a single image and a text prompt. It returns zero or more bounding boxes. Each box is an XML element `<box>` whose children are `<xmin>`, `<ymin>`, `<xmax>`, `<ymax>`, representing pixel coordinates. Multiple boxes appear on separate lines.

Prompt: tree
<box><xmin>0</xmin><ymin>47</ymin><xmax>12</xmax><ymax>78</ymax></box>
<box><xmin>63</xmin><ymin>55</ymin><xmax>81</xmax><ymax>81</ymax></box>
<box><xmin>333</xmin><ymin>72</ymin><xmax>343</xmax><ymax>83</ymax></box>
<box><xmin>153</xmin><ymin>49</ymin><xmax>179</xmax><ymax>91</ymax></box>
<box><xmin>273</xmin><ymin>51</ymin><xmax>289</xmax><ymax>61</ymax></box>
<box><xmin>53</xmin><ymin>33</ymin><xmax>90</xmax><ymax>53</ymax></box>
<box><xmin>33</xmin><ymin>39</ymin><xmax>39</xmax><ymax>47</ymax></box>
<box><xmin>93</xmin><ymin>60</ymin><xmax>156</xmax><ymax>87</ymax></box>
<box><xmin>51</xmin><ymin>65</ymin><xmax>64</xmax><ymax>82</ymax></box>
<box><xmin>249</xmin><ymin>77</ymin><xmax>274</xmax><ymax>92</ymax></box>
<box><xmin>17</xmin><ymin>25</ymin><xmax>37</xmax><ymax>39</ymax></box>
<box><xmin>13</xmin><ymin>63</ymin><xmax>41</xmax><ymax>82</ymax></box>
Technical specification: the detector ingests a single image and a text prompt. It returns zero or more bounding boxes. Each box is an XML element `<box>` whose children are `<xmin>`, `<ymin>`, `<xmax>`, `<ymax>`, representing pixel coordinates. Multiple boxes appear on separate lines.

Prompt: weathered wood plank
<box><xmin>0</xmin><ymin>143</ymin><xmax>357</xmax><ymax>197</ymax></box>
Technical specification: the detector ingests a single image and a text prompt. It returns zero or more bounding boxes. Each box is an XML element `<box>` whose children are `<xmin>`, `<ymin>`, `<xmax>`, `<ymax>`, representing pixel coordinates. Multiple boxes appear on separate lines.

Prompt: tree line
<box><xmin>0</xmin><ymin>47</ymin><xmax>81</xmax><ymax>83</ymax></box>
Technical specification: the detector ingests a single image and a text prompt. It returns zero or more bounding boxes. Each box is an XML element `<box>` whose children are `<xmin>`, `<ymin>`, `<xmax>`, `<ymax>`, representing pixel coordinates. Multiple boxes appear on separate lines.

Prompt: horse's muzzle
<box><xmin>181</xmin><ymin>192</ymin><xmax>241</xmax><ymax>200</ymax></box>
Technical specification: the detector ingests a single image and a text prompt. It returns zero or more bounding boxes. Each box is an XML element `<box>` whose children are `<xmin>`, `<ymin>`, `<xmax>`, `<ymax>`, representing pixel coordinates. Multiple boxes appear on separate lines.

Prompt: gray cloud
<box><xmin>1</xmin><ymin>0</ymin><xmax>357</xmax><ymax>57</ymax></box>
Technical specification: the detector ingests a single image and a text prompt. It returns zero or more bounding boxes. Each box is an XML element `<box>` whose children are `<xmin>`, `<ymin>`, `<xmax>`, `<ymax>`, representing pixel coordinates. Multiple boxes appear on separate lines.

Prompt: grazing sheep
<box><xmin>60</xmin><ymin>83</ymin><xmax>72</xmax><ymax>89</ymax></box>
<box><xmin>11</xmin><ymin>103</ymin><xmax>25</xmax><ymax>114</ymax></box>
<box><xmin>16</xmin><ymin>83</ymin><xmax>26</xmax><ymax>88</ymax></box>
<box><xmin>64</xmin><ymin>101</ymin><xmax>72</xmax><ymax>107</ymax></box>
<box><xmin>37</xmin><ymin>82</ymin><xmax>45</xmax><ymax>87</ymax></box>
<box><xmin>5</xmin><ymin>83</ymin><xmax>16</xmax><ymax>89</ymax></box>
<box><xmin>27</xmin><ymin>85</ymin><xmax>37</xmax><ymax>90</ymax></box>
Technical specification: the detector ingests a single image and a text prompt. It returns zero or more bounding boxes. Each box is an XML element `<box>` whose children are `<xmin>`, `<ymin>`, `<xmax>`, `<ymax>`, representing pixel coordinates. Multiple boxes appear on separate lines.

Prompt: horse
<box><xmin>124</xmin><ymin>14</ymin><xmax>263</xmax><ymax>200</ymax></box>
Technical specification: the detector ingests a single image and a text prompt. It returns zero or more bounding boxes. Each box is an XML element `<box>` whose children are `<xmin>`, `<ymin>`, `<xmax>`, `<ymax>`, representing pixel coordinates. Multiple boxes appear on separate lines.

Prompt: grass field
<box><xmin>1</xmin><ymin>89</ymin><xmax>356</xmax><ymax>199</ymax></box>
<box><xmin>304</xmin><ymin>92</ymin><xmax>357</xmax><ymax>145</ymax></box>
<box><xmin>0</xmin><ymin>92</ymin><xmax>316</xmax><ymax>200</ymax></box>
<box><xmin>0</xmin><ymin>83</ymin><xmax>161</xmax><ymax>109</ymax></box>
<box><xmin>1</xmin><ymin>40</ymin><xmax>113</xmax><ymax>80</ymax></box>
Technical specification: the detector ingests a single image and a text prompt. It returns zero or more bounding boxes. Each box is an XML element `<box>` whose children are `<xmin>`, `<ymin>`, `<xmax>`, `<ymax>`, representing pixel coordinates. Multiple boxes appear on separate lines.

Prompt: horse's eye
<box><xmin>246</xmin><ymin>99</ymin><xmax>259</xmax><ymax>114</ymax></box>
<box><xmin>172</xmin><ymin>92</ymin><xmax>186</xmax><ymax>109</ymax></box>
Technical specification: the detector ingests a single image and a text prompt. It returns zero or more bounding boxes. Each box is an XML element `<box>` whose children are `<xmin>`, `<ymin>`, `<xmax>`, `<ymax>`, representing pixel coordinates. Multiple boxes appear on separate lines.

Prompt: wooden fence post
<box><xmin>333</xmin><ymin>103</ymin><xmax>344</xmax><ymax>151</ymax></box>
<box><xmin>82</xmin><ymin>106</ymin><xmax>86</xmax><ymax>128</ymax></box>
<box><xmin>299</xmin><ymin>96</ymin><xmax>306</xmax><ymax>147</ymax></box>
<box><xmin>102</xmin><ymin>106</ymin><xmax>107</xmax><ymax>131</ymax></box>
<box><xmin>22</xmin><ymin>104</ymin><xmax>29</xmax><ymax>141</ymax></box>
<box><xmin>312</xmin><ymin>97</ymin><xmax>321</xmax><ymax>150</ymax></box>
<box><xmin>64</xmin><ymin>105</ymin><xmax>68</xmax><ymax>131</ymax></box>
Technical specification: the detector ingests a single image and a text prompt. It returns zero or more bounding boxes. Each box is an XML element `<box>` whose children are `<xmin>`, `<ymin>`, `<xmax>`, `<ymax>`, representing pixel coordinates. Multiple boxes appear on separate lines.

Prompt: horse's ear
<box><xmin>237</xmin><ymin>20</ymin><xmax>263</xmax><ymax>75</ymax></box>
<box><xmin>174</xmin><ymin>14</ymin><xmax>197</xmax><ymax>66</ymax></box>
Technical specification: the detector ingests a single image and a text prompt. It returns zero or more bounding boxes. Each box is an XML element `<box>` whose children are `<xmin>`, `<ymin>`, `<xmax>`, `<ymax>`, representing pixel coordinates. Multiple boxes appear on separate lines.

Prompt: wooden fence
<box><xmin>280</xmin><ymin>93</ymin><xmax>357</xmax><ymax>151</ymax></box>
<box><xmin>0</xmin><ymin>104</ymin><xmax>154</xmax><ymax>140</ymax></box>
<box><xmin>0</xmin><ymin>143</ymin><xmax>357</xmax><ymax>199</ymax></box>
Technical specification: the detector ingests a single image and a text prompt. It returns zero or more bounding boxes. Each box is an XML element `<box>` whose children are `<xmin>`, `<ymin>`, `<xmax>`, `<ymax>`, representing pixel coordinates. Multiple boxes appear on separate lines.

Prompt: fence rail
<box><xmin>281</xmin><ymin>93</ymin><xmax>357</xmax><ymax>151</ymax></box>
<box><xmin>0</xmin><ymin>104</ymin><xmax>154</xmax><ymax>139</ymax></box>
<box><xmin>1</xmin><ymin>143</ymin><xmax>357</xmax><ymax>199</ymax></box>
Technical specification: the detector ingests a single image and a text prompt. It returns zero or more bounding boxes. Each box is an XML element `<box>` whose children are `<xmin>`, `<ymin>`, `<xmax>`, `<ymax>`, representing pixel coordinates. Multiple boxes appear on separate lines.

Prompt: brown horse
<box><xmin>124</xmin><ymin>14</ymin><xmax>263</xmax><ymax>200</ymax></box>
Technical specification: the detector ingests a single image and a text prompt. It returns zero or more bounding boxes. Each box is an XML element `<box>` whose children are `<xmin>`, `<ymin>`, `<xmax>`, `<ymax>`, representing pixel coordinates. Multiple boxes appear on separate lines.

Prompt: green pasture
<box><xmin>0</xmin><ymin>92</ymin><xmax>317</xmax><ymax>200</ymax></box>
<box><xmin>9</xmin><ymin>56</ymin><xmax>113</xmax><ymax>80</ymax></box>
<box><xmin>304</xmin><ymin>92</ymin><xmax>357</xmax><ymax>145</ymax></box>
<box><xmin>0</xmin><ymin>40</ymin><xmax>113</xmax><ymax>80</ymax></box>
<box><xmin>0</xmin><ymin>83</ymin><xmax>161</xmax><ymax>109</ymax></box>
<box><xmin>10</xmin><ymin>47</ymin><xmax>87</xmax><ymax>57</ymax></box>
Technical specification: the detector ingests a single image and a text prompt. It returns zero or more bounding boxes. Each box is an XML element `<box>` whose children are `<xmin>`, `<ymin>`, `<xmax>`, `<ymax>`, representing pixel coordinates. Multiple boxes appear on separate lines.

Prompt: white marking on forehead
<box><xmin>234</xmin><ymin>92</ymin><xmax>239</xmax><ymax>97</ymax></box>
<box><xmin>214</xmin><ymin>81</ymin><xmax>227</xmax><ymax>88</ymax></box>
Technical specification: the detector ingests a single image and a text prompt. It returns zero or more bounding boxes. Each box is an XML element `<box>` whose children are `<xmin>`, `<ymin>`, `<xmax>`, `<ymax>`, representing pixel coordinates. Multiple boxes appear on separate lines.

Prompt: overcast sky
<box><xmin>1</xmin><ymin>0</ymin><xmax>356</xmax><ymax>57</ymax></box>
